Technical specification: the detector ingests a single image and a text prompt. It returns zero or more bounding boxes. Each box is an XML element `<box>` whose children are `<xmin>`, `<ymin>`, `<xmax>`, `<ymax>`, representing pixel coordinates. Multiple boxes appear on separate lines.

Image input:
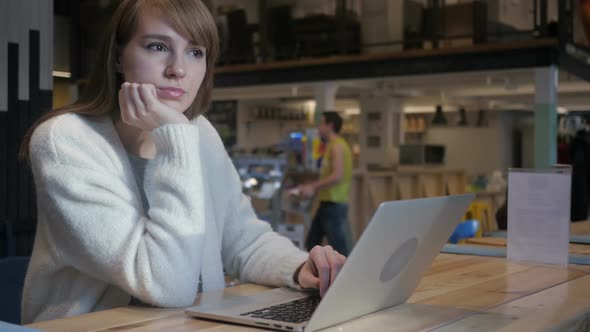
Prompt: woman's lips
<box><xmin>156</xmin><ymin>87</ymin><xmax>185</xmax><ymax>99</ymax></box>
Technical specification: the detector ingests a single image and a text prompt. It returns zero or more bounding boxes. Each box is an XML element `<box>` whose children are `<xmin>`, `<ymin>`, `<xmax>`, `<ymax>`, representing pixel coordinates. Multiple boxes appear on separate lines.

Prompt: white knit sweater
<box><xmin>22</xmin><ymin>113</ymin><xmax>308</xmax><ymax>324</ymax></box>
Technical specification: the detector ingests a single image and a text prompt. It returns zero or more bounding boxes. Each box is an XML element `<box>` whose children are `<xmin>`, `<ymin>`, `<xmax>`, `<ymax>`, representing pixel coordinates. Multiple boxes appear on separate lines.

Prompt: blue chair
<box><xmin>448</xmin><ymin>219</ymin><xmax>480</xmax><ymax>244</ymax></box>
<box><xmin>0</xmin><ymin>257</ymin><xmax>30</xmax><ymax>324</ymax></box>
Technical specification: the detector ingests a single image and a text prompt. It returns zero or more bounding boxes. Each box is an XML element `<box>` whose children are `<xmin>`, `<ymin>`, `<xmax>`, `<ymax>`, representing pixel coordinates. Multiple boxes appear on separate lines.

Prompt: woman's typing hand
<box><xmin>295</xmin><ymin>245</ymin><xmax>347</xmax><ymax>297</ymax></box>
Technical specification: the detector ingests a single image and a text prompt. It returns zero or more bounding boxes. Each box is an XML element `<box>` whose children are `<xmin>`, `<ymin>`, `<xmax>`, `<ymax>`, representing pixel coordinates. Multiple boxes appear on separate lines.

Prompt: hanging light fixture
<box><xmin>476</xmin><ymin>109</ymin><xmax>489</xmax><ymax>127</ymax></box>
<box><xmin>457</xmin><ymin>106</ymin><xmax>468</xmax><ymax>126</ymax></box>
<box><xmin>432</xmin><ymin>105</ymin><xmax>447</xmax><ymax>125</ymax></box>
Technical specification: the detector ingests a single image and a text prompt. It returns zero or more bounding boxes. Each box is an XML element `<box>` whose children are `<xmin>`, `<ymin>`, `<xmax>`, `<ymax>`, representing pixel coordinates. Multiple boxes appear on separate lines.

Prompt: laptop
<box><xmin>185</xmin><ymin>194</ymin><xmax>474</xmax><ymax>331</ymax></box>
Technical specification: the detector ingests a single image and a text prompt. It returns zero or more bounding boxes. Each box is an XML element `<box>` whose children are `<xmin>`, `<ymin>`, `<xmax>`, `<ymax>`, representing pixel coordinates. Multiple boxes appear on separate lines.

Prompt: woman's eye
<box><xmin>191</xmin><ymin>49</ymin><xmax>205</xmax><ymax>58</ymax></box>
<box><xmin>147</xmin><ymin>43</ymin><xmax>166</xmax><ymax>52</ymax></box>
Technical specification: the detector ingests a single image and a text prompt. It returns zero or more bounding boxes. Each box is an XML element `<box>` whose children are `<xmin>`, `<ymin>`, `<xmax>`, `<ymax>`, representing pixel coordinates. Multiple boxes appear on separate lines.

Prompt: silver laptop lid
<box><xmin>305</xmin><ymin>194</ymin><xmax>474</xmax><ymax>331</ymax></box>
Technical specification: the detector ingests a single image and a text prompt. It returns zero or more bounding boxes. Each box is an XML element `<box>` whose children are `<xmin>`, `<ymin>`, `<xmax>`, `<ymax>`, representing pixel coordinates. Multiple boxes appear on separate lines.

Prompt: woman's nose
<box><xmin>165</xmin><ymin>55</ymin><xmax>186</xmax><ymax>78</ymax></box>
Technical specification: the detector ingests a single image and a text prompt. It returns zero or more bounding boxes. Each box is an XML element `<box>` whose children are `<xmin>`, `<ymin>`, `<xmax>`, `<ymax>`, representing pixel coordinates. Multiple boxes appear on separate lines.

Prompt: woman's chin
<box><xmin>159</xmin><ymin>100</ymin><xmax>188</xmax><ymax>113</ymax></box>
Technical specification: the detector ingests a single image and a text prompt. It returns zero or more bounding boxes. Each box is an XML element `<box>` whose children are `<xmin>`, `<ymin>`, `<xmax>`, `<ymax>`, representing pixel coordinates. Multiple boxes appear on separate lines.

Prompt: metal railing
<box><xmin>218</xmin><ymin>0</ymin><xmax>556</xmax><ymax>65</ymax></box>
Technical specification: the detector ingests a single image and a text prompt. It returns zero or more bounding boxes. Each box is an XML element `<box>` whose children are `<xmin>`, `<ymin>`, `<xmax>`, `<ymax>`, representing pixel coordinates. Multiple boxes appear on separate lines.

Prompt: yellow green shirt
<box><xmin>318</xmin><ymin>135</ymin><xmax>353</xmax><ymax>203</ymax></box>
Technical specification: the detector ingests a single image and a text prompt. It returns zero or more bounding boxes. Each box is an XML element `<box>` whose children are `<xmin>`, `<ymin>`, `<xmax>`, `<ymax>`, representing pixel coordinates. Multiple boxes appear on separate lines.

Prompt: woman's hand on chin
<box><xmin>119</xmin><ymin>82</ymin><xmax>188</xmax><ymax>132</ymax></box>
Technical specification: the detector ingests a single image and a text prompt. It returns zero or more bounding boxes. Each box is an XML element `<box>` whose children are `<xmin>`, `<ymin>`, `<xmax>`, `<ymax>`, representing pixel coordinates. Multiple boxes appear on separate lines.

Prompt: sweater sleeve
<box><xmin>208</xmin><ymin>128</ymin><xmax>308</xmax><ymax>288</ymax></box>
<box><xmin>30</xmin><ymin>123</ymin><xmax>205</xmax><ymax>307</ymax></box>
<box><xmin>221</xmin><ymin>193</ymin><xmax>309</xmax><ymax>289</ymax></box>
<box><xmin>189</xmin><ymin>114</ymin><xmax>309</xmax><ymax>289</ymax></box>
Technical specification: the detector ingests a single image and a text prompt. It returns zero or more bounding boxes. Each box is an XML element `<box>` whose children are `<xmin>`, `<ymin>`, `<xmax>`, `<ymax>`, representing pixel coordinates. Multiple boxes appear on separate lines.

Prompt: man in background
<box><xmin>298</xmin><ymin>111</ymin><xmax>354</xmax><ymax>255</ymax></box>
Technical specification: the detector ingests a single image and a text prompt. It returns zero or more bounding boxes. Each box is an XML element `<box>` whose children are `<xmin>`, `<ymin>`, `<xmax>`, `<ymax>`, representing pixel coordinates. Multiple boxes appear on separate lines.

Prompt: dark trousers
<box><xmin>305</xmin><ymin>201</ymin><xmax>353</xmax><ymax>256</ymax></box>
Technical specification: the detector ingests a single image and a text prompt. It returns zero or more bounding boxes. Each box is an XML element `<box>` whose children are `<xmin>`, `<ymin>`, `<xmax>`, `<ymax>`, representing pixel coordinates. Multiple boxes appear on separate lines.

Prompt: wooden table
<box><xmin>28</xmin><ymin>254</ymin><xmax>590</xmax><ymax>332</ymax></box>
<box><xmin>571</xmin><ymin>221</ymin><xmax>590</xmax><ymax>237</ymax></box>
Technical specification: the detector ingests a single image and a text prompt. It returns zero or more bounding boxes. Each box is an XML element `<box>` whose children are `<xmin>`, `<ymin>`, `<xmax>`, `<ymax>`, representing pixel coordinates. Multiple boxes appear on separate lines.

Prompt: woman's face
<box><xmin>118</xmin><ymin>10</ymin><xmax>206</xmax><ymax>113</ymax></box>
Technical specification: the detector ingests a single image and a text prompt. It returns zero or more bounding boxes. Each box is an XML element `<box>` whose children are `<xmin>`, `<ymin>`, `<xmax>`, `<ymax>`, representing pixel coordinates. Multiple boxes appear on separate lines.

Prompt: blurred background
<box><xmin>2</xmin><ymin>0</ymin><xmax>590</xmax><ymax>256</ymax></box>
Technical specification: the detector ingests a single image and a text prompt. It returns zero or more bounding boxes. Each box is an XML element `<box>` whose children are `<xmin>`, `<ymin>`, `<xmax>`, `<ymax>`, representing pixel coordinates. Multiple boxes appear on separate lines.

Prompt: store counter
<box><xmin>464</xmin><ymin>236</ymin><xmax>590</xmax><ymax>256</ymax></box>
<box><xmin>350</xmin><ymin>168</ymin><xmax>466</xmax><ymax>239</ymax></box>
<box><xmin>484</xmin><ymin>220</ymin><xmax>590</xmax><ymax>243</ymax></box>
<box><xmin>572</xmin><ymin>220</ymin><xmax>590</xmax><ymax>237</ymax></box>
<box><xmin>28</xmin><ymin>254</ymin><xmax>590</xmax><ymax>332</ymax></box>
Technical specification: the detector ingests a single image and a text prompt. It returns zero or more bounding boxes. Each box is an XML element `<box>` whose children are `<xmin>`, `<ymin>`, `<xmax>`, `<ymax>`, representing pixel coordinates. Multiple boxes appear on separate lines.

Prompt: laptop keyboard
<box><xmin>240</xmin><ymin>295</ymin><xmax>321</xmax><ymax>323</ymax></box>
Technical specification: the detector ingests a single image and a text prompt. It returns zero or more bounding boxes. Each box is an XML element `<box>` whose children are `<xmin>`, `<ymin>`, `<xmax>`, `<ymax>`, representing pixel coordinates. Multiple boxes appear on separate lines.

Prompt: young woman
<box><xmin>20</xmin><ymin>0</ymin><xmax>345</xmax><ymax>324</ymax></box>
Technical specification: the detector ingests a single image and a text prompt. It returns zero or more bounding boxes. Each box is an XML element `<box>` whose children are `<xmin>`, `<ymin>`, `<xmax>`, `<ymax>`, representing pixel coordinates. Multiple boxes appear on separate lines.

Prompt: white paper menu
<box><xmin>507</xmin><ymin>167</ymin><xmax>572</xmax><ymax>266</ymax></box>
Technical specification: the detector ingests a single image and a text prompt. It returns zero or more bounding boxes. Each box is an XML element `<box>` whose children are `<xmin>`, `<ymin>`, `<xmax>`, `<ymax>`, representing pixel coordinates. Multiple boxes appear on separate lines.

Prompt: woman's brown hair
<box><xmin>19</xmin><ymin>0</ymin><xmax>219</xmax><ymax>161</ymax></box>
